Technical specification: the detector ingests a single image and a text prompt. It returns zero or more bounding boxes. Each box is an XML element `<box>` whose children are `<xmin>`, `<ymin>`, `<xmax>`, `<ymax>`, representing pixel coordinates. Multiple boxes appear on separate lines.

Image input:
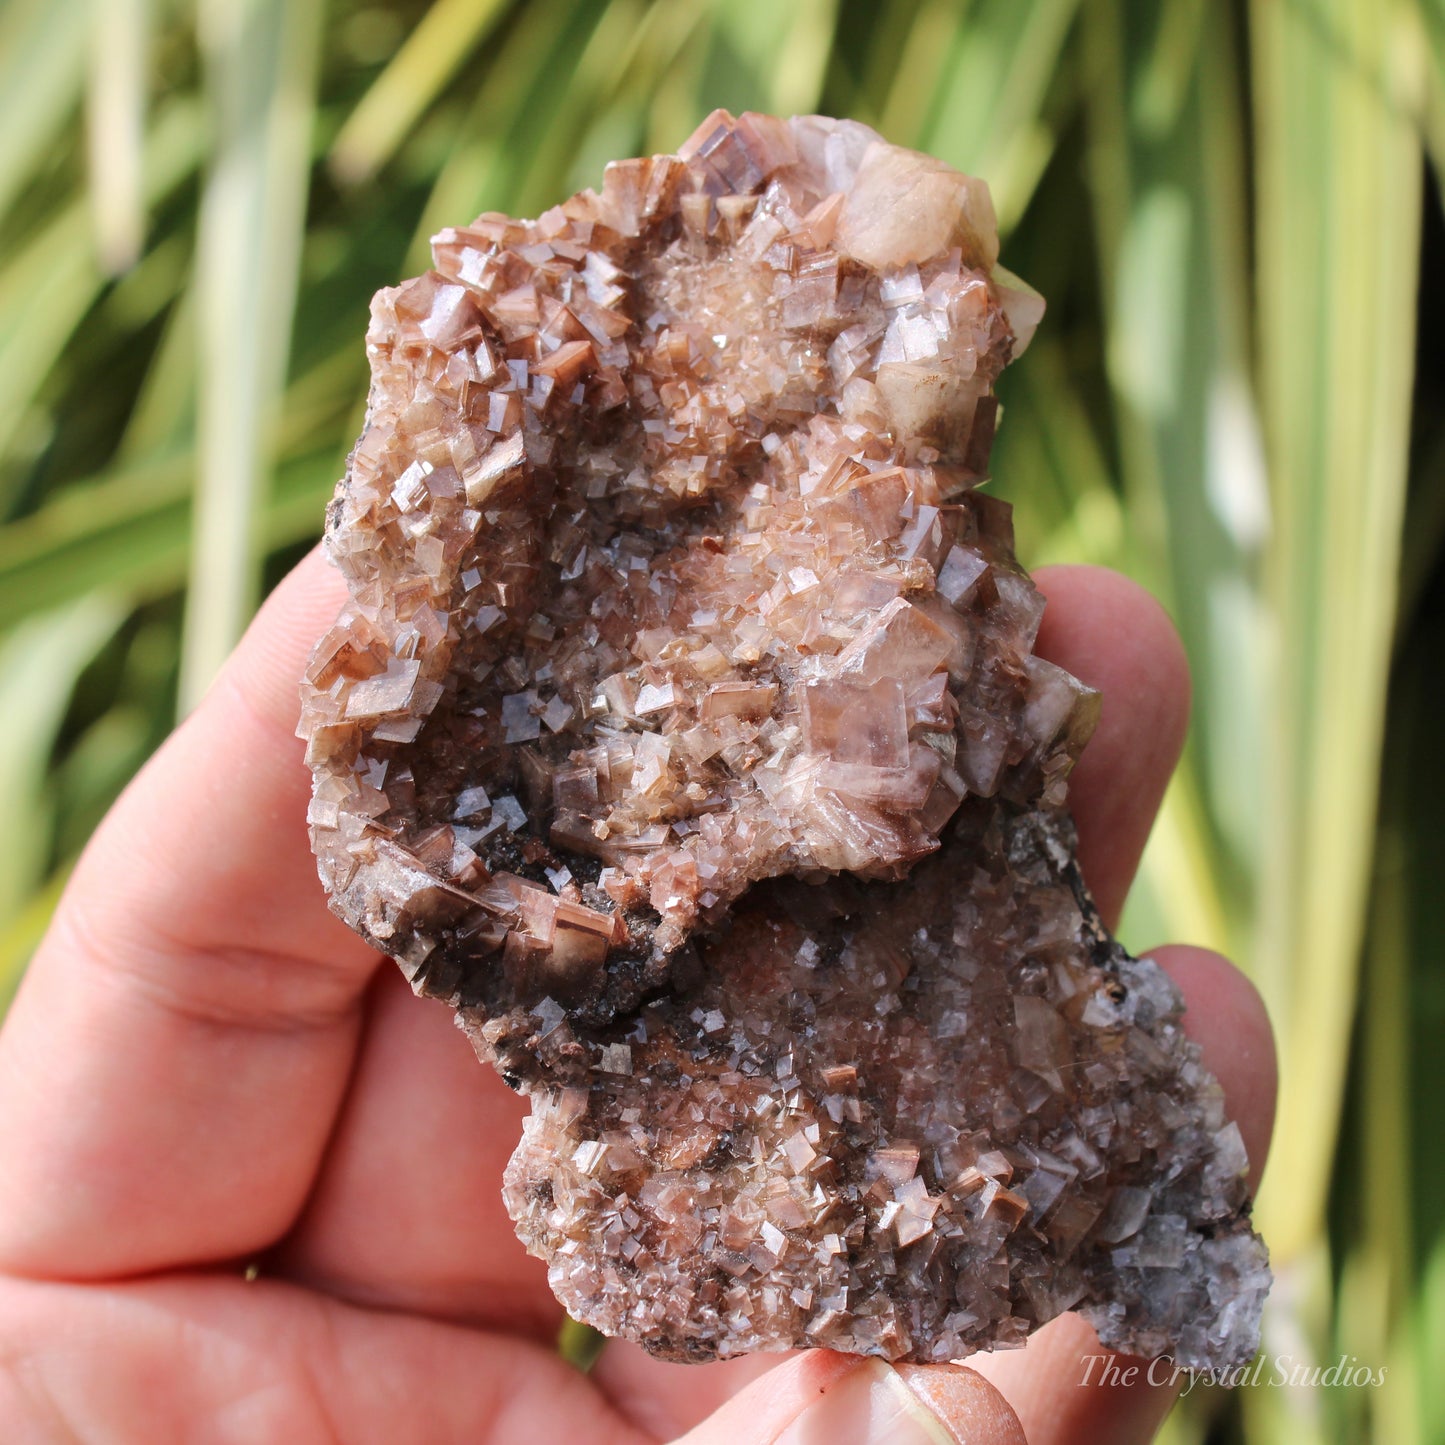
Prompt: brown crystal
<box><xmin>300</xmin><ymin>110</ymin><xmax>1269</xmax><ymax>1373</ymax></box>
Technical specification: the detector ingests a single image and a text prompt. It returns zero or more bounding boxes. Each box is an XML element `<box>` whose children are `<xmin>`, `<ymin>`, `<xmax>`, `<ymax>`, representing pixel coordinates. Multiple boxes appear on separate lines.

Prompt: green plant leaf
<box><xmin>920</xmin><ymin>0</ymin><xmax>1083</xmax><ymax>231</ymax></box>
<box><xmin>84</xmin><ymin>0</ymin><xmax>149</xmax><ymax>274</ymax></box>
<box><xmin>179</xmin><ymin>0</ymin><xmax>326</xmax><ymax>711</ymax></box>
<box><xmin>328</xmin><ymin>0</ymin><xmax>515</xmax><ymax>186</ymax></box>
<box><xmin>0</xmin><ymin>597</ymin><xmax>126</xmax><ymax>923</ymax></box>
<box><xmin>0</xmin><ymin>0</ymin><xmax>88</xmax><ymax>230</ymax></box>
<box><xmin>0</xmin><ymin>99</ymin><xmax>203</xmax><ymax>487</ymax></box>
<box><xmin>1250</xmin><ymin>0</ymin><xmax>1424</xmax><ymax>1265</ymax></box>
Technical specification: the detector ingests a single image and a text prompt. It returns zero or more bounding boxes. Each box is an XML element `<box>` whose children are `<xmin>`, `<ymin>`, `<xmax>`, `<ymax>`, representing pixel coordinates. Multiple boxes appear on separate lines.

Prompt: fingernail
<box><xmin>774</xmin><ymin>1359</ymin><xmax>959</xmax><ymax>1445</ymax></box>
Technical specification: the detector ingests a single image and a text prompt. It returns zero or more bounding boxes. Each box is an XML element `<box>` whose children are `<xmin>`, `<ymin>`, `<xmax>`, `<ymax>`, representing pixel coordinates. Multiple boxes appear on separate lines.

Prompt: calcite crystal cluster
<box><xmin>300</xmin><ymin>111</ymin><xmax>1269</xmax><ymax>1372</ymax></box>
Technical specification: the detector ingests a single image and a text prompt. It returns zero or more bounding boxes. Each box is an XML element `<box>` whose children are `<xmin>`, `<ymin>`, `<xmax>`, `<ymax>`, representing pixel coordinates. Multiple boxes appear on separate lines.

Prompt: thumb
<box><xmin>672</xmin><ymin>1352</ymin><xmax>1026</xmax><ymax>1445</ymax></box>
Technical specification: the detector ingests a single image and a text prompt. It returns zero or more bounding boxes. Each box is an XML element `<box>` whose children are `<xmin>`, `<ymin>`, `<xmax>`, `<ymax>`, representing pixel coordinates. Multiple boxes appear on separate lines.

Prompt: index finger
<box><xmin>1032</xmin><ymin>563</ymin><xmax>1192</xmax><ymax>928</ymax></box>
<box><xmin>0</xmin><ymin>549</ymin><xmax>383</xmax><ymax>1279</ymax></box>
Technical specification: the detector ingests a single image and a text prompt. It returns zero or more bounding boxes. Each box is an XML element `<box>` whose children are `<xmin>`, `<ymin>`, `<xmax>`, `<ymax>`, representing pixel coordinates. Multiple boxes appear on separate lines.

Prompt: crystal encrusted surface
<box><xmin>300</xmin><ymin>110</ymin><xmax>1269</xmax><ymax>1372</ymax></box>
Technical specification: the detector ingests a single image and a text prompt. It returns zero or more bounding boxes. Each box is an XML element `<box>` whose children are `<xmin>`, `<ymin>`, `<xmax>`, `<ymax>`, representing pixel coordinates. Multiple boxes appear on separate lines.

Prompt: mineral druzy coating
<box><xmin>300</xmin><ymin>110</ymin><xmax>1270</xmax><ymax>1372</ymax></box>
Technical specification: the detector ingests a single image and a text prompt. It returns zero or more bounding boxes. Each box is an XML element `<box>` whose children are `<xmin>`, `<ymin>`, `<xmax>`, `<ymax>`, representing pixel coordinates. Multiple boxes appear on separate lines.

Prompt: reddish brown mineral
<box><xmin>300</xmin><ymin>110</ymin><xmax>1269</xmax><ymax>1372</ymax></box>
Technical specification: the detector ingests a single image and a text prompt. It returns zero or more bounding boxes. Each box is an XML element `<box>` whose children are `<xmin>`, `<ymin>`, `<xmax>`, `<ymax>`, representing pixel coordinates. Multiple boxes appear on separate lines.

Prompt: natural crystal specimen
<box><xmin>300</xmin><ymin>110</ymin><xmax>1269</xmax><ymax>1373</ymax></box>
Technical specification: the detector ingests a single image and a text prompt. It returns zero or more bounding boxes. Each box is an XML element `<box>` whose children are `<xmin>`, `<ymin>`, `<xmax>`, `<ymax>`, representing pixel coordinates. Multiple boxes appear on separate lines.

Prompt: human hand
<box><xmin>0</xmin><ymin>552</ymin><xmax>1274</xmax><ymax>1443</ymax></box>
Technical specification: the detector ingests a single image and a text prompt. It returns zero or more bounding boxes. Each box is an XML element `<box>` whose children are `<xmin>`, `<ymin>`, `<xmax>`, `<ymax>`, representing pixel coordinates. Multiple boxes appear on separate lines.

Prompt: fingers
<box><xmin>272</xmin><ymin>967</ymin><xmax>563</xmax><ymax>1340</ymax></box>
<box><xmin>0</xmin><ymin>1273</ymin><xmax>642</xmax><ymax>1445</ymax></box>
<box><xmin>0</xmin><ymin>549</ymin><xmax>385</xmax><ymax>1278</ymax></box>
<box><xmin>1032</xmin><ymin>564</ymin><xmax>1192</xmax><ymax>929</ymax></box>
<box><xmin>0</xmin><ymin>1283</ymin><xmax>1018</xmax><ymax>1444</ymax></box>
<box><xmin>963</xmin><ymin>1314</ymin><xmax>1177</xmax><ymax>1445</ymax></box>
<box><xmin>670</xmin><ymin>1353</ymin><xmax>1024</xmax><ymax>1445</ymax></box>
<box><xmin>594</xmin><ymin>1348</ymin><xmax>787</xmax><ymax>1440</ymax></box>
<box><xmin>961</xmin><ymin>944</ymin><xmax>1277</xmax><ymax>1445</ymax></box>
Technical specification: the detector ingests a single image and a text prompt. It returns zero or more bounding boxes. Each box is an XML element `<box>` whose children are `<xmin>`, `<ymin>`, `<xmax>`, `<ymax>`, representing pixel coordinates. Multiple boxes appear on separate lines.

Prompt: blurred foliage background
<box><xmin>0</xmin><ymin>0</ymin><xmax>1442</xmax><ymax>1439</ymax></box>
